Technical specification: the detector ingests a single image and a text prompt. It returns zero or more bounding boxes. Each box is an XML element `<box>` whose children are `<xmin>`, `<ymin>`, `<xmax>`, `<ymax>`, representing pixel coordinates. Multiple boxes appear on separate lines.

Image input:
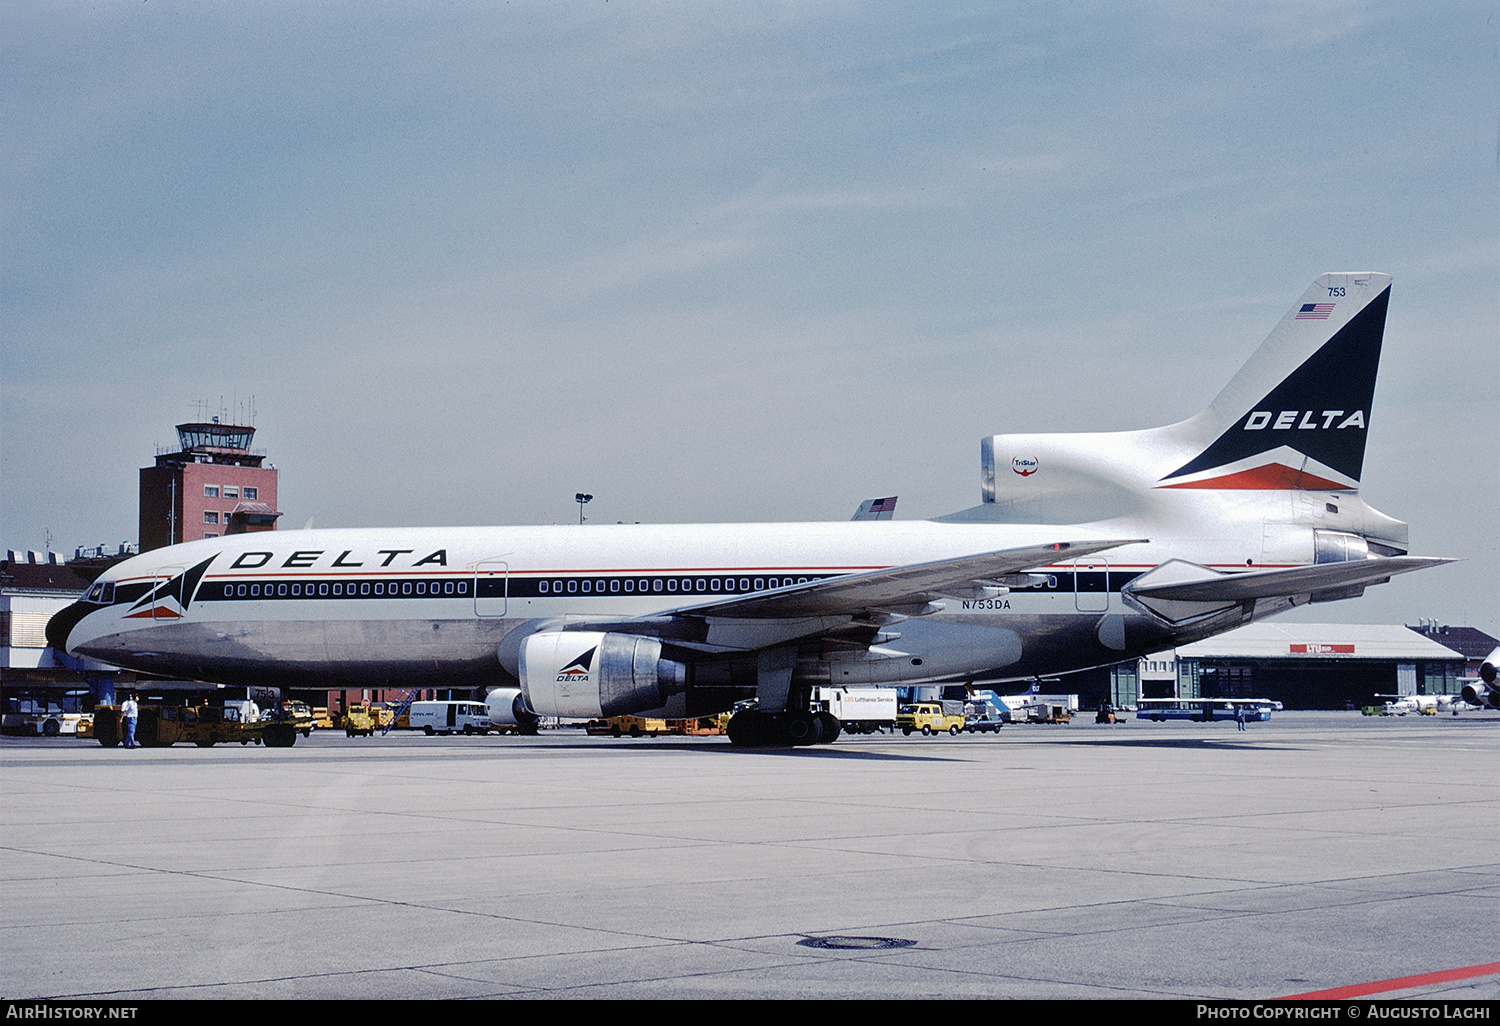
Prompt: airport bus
<box><xmin>2</xmin><ymin>692</ymin><xmax>91</xmax><ymax>736</ymax></box>
<box><xmin>1136</xmin><ymin>698</ymin><xmax>1279</xmax><ymax>722</ymax></box>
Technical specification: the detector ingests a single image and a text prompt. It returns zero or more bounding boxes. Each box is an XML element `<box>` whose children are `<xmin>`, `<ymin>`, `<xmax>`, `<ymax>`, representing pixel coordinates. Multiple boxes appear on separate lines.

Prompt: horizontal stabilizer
<box><xmin>1124</xmin><ymin>556</ymin><xmax>1452</xmax><ymax>626</ymax></box>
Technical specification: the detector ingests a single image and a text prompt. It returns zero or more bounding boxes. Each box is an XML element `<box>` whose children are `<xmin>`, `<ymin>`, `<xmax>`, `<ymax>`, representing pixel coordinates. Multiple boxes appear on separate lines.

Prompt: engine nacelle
<box><xmin>519</xmin><ymin>631</ymin><xmax>687</xmax><ymax>718</ymax></box>
<box><xmin>484</xmin><ymin>687</ymin><xmax>539</xmax><ymax>731</ymax></box>
<box><xmin>1460</xmin><ymin>682</ymin><xmax>1499</xmax><ymax>710</ymax></box>
<box><xmin>1462</xmin><ymin>647</ymin><xmax>1500</xmax><ymax>710</ymax></box>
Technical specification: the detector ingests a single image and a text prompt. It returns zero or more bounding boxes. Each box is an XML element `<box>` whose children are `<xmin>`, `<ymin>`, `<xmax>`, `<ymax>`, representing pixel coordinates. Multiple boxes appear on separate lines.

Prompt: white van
<box><xmin>409</xmin><ymin>701</ymin><xmax>492</xmax><ymax>735</ymax></box>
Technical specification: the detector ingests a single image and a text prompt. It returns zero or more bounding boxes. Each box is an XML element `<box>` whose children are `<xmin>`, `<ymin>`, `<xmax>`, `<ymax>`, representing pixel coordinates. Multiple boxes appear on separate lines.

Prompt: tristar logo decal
<box><xmin>1012</xmin><ymin>456</ymin><xmax>1038</xmax><ymax>476</ymax></box>
<box><xmin>556</xmin><ymin>647</ymin><xmax>596</xmax><ymax>683</ymax></box>
<box><xmin>126</xmin><ymin>556</ymin><xmax>216</xmax><ymax>619</ymax></box>
<box><xmin>1159</xmin><ymin>286</ymin><xmax>1389</xmax><ymax>490</ymax></box>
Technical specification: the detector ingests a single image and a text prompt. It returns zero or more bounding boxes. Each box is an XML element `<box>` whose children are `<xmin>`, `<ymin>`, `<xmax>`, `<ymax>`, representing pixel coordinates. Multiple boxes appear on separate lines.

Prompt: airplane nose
<box><xmin>45</xmin><ymin>601</ymin><xmax>91</xmax><ymax>654</ymax></box>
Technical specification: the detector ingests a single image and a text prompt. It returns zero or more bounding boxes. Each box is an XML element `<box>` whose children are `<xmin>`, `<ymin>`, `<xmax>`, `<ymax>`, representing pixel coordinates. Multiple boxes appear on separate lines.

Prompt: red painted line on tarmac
<box><xmin>1278</xmin><ymin>961</ymin><xmax>1500</xmax><ymax>1000</ymax></box>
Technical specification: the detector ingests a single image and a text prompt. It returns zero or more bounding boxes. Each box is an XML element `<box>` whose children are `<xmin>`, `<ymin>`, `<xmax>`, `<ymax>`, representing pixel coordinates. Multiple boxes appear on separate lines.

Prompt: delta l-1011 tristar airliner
<box><xmin>49</xmin><ymin>273</ymin><xmax>1452</xmax><ymax>746</ymax></box>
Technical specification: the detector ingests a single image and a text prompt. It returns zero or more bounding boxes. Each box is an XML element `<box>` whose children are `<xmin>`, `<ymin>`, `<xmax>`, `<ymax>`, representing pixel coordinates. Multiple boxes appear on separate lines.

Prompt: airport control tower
<box><xmin>139</xmin><ymin>421</ymin><xmax>281</xmax><ymax>552</ymax></box>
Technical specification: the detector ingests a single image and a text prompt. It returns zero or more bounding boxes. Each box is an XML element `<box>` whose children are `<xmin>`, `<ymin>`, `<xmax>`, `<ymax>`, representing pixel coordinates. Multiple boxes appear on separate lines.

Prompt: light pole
<box><xmin>575</xmin><ymin>493</ymin><xmax>592</xmax><ymax>524</ymax></box>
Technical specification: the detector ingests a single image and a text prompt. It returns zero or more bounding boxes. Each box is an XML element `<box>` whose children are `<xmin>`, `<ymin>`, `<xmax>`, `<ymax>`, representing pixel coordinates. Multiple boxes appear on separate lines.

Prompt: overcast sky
<box><xmin>3</xmin><ymin>1</ymin><xmax>1496</xmax><ymax>633</ymax></box>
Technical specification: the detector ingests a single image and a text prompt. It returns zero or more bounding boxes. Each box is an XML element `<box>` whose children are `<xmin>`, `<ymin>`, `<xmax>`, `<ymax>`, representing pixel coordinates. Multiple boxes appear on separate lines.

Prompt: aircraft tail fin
<box><xmin>1157</xmin><ymin>272</ymin><xmax>1392</xmax><ymax>491</ymax></box>
<box><xmin>851</xmin><ymin>496</ymin><xmax>898</xmax><ymax>521</ymax></box>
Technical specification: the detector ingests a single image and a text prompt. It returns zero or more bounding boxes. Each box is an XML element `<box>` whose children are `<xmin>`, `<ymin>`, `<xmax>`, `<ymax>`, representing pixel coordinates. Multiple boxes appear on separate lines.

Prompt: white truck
<box><xmin>811</xmin><ymin>687</ymin><xmax>898</xmax><ymax>734</ymax></box>
<box><xmin>409</xmin><ymin>700</ymin><xmax>492</xmax><ymax>735</ymax></box>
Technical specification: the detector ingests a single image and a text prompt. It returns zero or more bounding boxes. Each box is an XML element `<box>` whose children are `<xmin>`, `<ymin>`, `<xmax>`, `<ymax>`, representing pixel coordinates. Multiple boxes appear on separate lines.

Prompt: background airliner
<box><xmin>1461</xmin><ymin>646</ymin><xmax>1500</xmax><ymax>711</ymax></box>
<box><xmin>49</xmin><ymin>273</ymin><xmax>1449</xmax><ymax>745</ymax></box>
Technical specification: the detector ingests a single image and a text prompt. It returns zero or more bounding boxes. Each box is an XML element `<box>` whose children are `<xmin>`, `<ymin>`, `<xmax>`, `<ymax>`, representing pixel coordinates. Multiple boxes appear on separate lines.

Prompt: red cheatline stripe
<box><xmin>1279</xmin><ymin>961</ymin><xmax>1500</xmax><ymax>1000</ymax></box>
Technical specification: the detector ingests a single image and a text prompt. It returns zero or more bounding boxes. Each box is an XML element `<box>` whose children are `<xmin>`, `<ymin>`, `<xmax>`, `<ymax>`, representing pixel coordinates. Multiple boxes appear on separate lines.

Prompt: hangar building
<box><xmin>1103</xmin><ymin>622</ymin><xmax>1476</xmax><ymax>711</ymax></box>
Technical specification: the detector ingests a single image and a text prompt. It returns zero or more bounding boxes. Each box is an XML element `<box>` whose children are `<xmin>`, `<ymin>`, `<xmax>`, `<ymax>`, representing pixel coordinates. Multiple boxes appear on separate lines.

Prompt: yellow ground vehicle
<box><xmin>897</xmin><ymin>701</ymin><xmax>966</xmax><ymax>736</ymax></box>
<box><xmin>311</xmin><ymin>707</ymin><xmax>338</xmax><ymax>730</ymax></box>
<box><xmin>586</xmin><ymin>715</ymin><xmax>669</xmax><ymax>737</ymax></box>
<box><xmin>281</xmin><ymin>701</ymin><xmax>315</xmax><ymax>737</ymax></box>
<box><xmin>343</xmin><ymin>703</ymin><xmax>393</xmax><ymax>737</ymax></box>
<box><xmin>585</xmin><ymin>714</ymin><xmax>727</xmax><ymax>738</ymax></box>
<box><xmin>92</xmin><ymin>704</ymin><xmax>298</xmax><ymax>748</ymax></box>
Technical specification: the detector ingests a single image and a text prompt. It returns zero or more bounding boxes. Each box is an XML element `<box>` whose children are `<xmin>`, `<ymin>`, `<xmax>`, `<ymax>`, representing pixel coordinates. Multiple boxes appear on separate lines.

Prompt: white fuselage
<box><xmin>57</xmin><ymin>515</ymin><xmax>1274</xmax><ymax>701</ymax></box>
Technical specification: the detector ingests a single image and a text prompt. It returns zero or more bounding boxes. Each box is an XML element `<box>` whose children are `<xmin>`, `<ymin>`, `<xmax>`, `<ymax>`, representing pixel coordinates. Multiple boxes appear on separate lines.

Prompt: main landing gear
<box><xmin>726</xmin><ymin>709</ymin><xmax>842</xmax><ymax>748</ymax></box>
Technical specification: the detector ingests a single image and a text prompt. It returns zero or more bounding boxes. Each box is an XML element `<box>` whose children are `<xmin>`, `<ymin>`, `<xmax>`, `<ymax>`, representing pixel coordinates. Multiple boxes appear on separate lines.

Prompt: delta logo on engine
<box><xmin>556</xmin><ymin>648</ymin><xmax>595</xmax><ymax>683</ymax></box>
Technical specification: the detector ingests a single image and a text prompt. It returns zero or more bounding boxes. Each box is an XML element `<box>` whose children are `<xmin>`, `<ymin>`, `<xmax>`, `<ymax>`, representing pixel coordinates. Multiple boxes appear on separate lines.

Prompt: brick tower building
<box><xmin>139</xmin><ymin>421</ymin><xmax>281</xmax><ymax>553</ymax></box>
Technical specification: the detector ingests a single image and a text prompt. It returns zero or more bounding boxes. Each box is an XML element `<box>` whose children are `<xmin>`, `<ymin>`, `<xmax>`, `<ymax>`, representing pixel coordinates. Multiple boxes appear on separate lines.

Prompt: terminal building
<box><xmin>1</xmin><ymin>552</ymin><xmax>114</xmax><ymax>735</ymax></box>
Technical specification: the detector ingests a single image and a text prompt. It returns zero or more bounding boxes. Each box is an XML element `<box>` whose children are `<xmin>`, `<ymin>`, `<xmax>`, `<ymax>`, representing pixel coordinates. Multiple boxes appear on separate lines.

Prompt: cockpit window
<box><xmin>86</xmin><ymin>583</ymin><xmax>104</xmax><ymax>602</ymax></box>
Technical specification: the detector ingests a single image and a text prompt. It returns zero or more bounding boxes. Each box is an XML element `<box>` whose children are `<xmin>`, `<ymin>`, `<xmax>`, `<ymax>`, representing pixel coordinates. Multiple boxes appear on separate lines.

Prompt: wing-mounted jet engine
<box><xmin>520</xmin><ymin>631</ymin><xmax>688</xmax><ymax>719</ymax></box>
<box><xmin>483</xmin><ymin>686</ymin><xmax>540</xmax><ymax>734</ymax></box>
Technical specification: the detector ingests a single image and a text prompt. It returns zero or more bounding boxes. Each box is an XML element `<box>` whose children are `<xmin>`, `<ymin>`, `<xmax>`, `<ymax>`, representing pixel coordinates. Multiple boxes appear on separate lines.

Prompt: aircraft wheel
<box><xmin>728</xmin><ymin>710</ymin><xmax>791</xmax><ymax>747</ymax></box>
<box><xmin>815</xmin><ymin>712</ymin><xmax>841</xmax><ymax>743</ymax></box>
<box><xmin>726</xmin><ymin>710</ymin><xmax>762</xmax><ymax>747</ymax></box>
<box><xmin>786</xmin><ymin>712</ymin><xmax>822</xmax><ymax>747</ymax></box>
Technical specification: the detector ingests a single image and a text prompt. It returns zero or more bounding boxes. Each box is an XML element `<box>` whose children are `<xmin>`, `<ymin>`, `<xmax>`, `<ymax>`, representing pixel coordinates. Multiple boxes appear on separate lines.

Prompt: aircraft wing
<box><xmin>655</xmin><ymin>538</ymin><xmax>1146</xmax><ymax>621</ymax></box>
<box><xmin>530</xmin><ymin>538</ymin><xmax>1142</xmax><ymax>656</ymax></box>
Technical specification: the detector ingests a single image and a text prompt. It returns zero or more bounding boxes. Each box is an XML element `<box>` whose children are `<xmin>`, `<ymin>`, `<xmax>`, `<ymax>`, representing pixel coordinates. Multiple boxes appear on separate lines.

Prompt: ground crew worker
<box><xmin>121</xmin><ymin>694</ymin><xmax>140</xmax><ymax>748</ymax></box>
